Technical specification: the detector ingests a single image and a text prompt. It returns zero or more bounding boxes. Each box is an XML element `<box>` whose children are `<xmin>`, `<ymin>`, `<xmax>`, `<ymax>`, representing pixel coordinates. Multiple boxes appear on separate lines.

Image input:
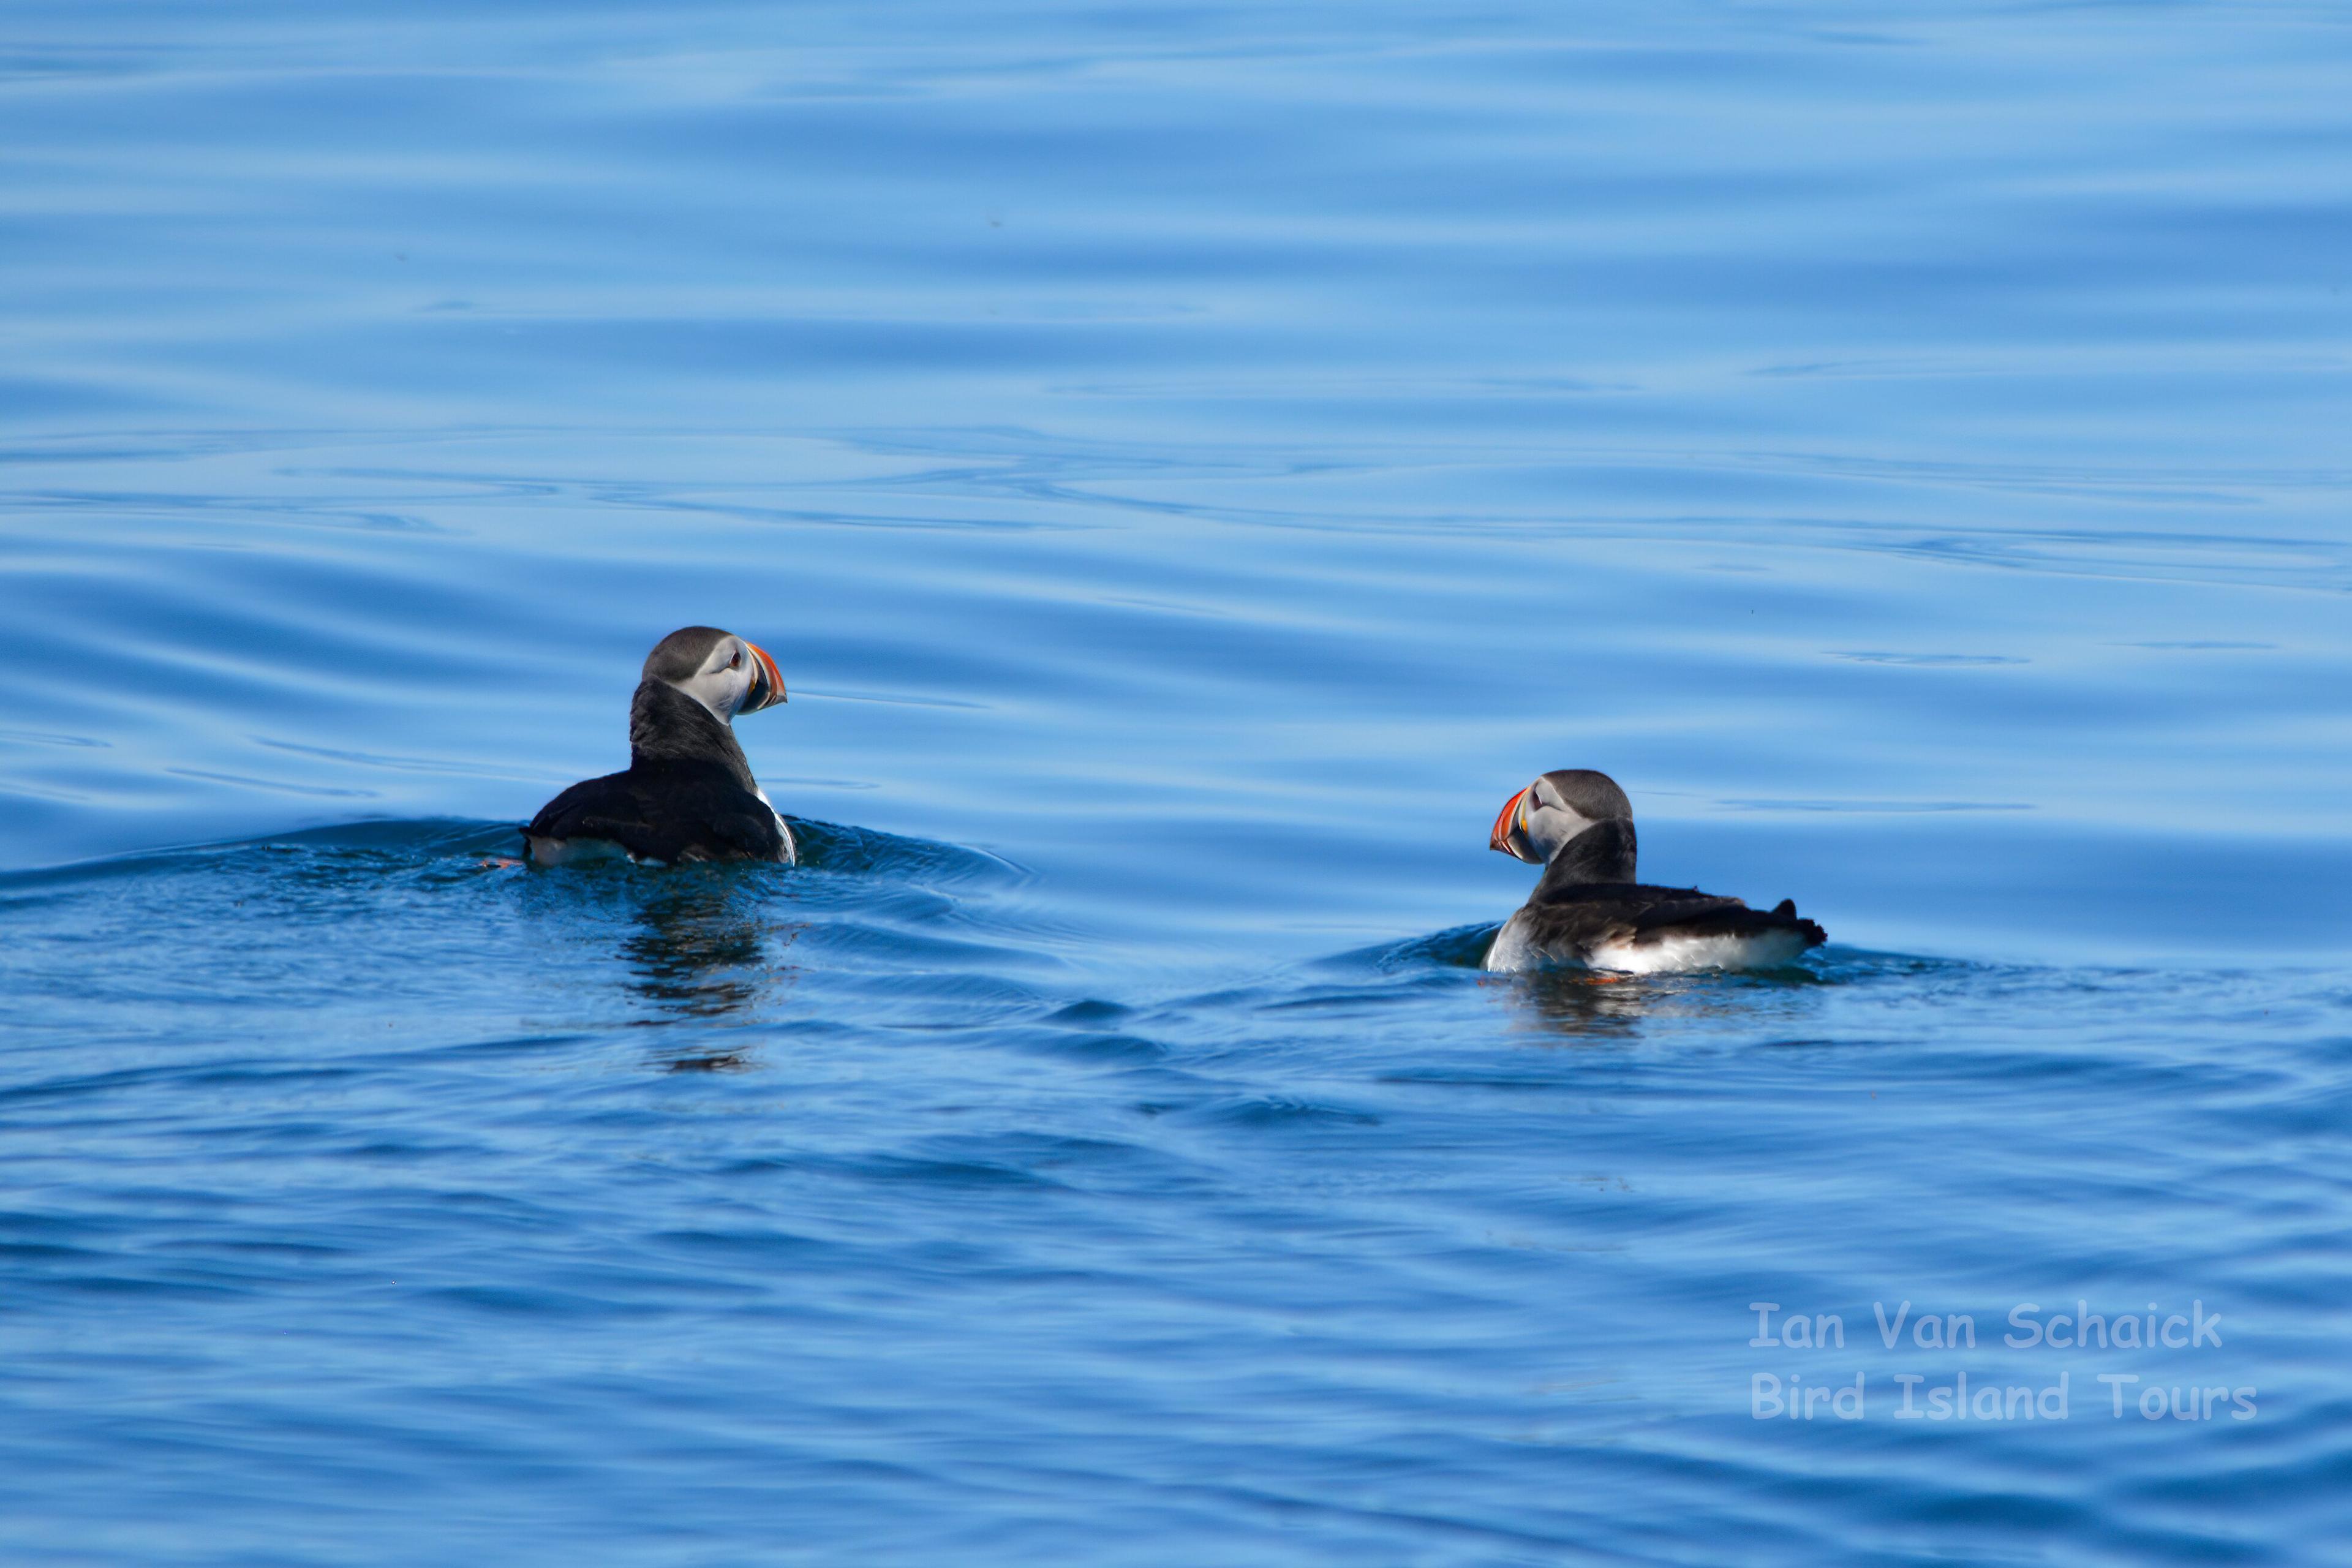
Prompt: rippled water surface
<box><xmin>4</xmin><ymin>2</ymin><xmax>2351</xmax><ymax>1562</ymax></box>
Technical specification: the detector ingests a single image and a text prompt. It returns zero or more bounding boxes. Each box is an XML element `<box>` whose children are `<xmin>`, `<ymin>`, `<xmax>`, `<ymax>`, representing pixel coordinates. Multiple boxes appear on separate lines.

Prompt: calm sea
<box><xmin>4</xmin><ymin>2</ymin><xmax>2349</xmax><ymax>1562</ymax></box>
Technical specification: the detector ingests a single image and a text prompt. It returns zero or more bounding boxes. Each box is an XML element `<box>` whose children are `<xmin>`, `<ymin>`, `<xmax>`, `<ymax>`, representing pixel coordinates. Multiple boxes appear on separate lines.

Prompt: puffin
<box><xmin>1485</xmin><ymin>769</ymin><xmax>1825</xmax><ymax>973</ymax></box>
<box><xmin>523</xmin><ymin>626</ymin><xmax>794</xmax><ymax>867</ymax></box>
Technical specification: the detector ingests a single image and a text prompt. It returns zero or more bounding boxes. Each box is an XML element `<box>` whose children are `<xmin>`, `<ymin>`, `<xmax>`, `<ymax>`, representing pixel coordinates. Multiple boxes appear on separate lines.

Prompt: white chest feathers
<box><xmin>753</xmin><ymin>782</ymin><xmax>797</xmax><ymax>865</ymax></box>
<box><xmin>1484</xmin><ymin>916</ymin><xmax>1812</xmax><ymax>975</ymax></box>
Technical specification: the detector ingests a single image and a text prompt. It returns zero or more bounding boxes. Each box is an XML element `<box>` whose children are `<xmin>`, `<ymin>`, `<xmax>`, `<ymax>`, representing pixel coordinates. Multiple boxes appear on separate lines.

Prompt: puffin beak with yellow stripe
<box><xmin>748</xmin><ymin>642</ymin><xmax>785</xmax><ymax>710</ymax></box>
<box><xmin>523</xmin><ymin>626</ymin><xmax>797</xmax><ymax>867</ymax></box>
<box><xmin>736</xmin><ymin>640</ymin><xmax>785</xmax><ymax>714</ymax></box>
<box><xmin>1488</xmin><ymin>784</ymin><xmax>1535</xmax><ymax>861</ymax></box>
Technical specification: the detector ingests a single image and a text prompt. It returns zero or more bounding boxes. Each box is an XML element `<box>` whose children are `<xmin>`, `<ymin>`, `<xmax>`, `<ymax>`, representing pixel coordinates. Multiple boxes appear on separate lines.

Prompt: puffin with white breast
<box><xmin>1485</xmin><ymin>769</ymin><xmax>1825</xmax><ymax>973</ymax></box>
<box><xmin>524</xmin><ymin>626</ymin><xmax>794</xmax><ymax>867</ymax></box>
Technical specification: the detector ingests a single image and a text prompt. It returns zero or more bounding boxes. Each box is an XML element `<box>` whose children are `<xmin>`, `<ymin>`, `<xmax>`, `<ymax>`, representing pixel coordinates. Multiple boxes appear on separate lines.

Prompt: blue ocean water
<box><xmin>4</xmin><ymin>2</ymin><xmax>2350</xmax><ymax>1561</ymax></box>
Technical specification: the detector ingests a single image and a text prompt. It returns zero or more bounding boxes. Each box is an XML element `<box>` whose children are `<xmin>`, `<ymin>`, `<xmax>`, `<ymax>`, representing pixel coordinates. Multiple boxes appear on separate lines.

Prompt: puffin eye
<box><xmin>729</xmin><ymin>649</ymin><xmax>742</xmax><ymax>670</ymax></box>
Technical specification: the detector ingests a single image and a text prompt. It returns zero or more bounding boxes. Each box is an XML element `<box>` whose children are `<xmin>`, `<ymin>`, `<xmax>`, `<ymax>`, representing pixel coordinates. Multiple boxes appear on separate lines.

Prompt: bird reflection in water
<box><xmin>620</xmin><ymin>876</ymin><xmax>803</xmax><ymax>1069</ymax></box>
<box><xmin>1494</xmin><ymin>970</ymin><xmax>1656</xmax><ymax>1038</ymax></box>
<box><xmin>1497</xmin><ymin>966</ymin><xmax>1823</xmax><ymax>1039</ymax></box>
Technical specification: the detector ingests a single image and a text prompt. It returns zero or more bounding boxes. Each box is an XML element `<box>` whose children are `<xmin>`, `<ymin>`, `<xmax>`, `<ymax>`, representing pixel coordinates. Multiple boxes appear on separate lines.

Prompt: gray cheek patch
<box><xmin>1526</xmin><ymin>805</ymin><xmax>1594</xmax><ymax>861</ymax></box>
<box><xmin>665</xmin><ymin>663</ymin><xmax>742</xmax><ymax>724</ymax></box>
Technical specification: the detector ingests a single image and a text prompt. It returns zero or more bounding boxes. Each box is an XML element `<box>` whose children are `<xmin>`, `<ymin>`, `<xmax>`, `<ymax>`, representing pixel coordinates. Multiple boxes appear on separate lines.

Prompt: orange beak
<box><xmin>1489</xmin><ymin>786</ymin><xmax>1530</xmax><ymax>859</ymax></box>
<box><xmin>743</xmin><ymin>641</ymin><xmax>787</xmax><ymax>712</ymax></box>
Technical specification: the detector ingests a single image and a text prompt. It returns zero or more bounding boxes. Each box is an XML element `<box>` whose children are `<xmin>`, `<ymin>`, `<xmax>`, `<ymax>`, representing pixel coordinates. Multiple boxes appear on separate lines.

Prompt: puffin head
<box><xmin>643</xmin><ymin>625</ymin><xmax>786</xmax><ymax>722</ymax></box>
<box><xmin>1489</xmin><ymin>768</ymin><xmax>1634</xmax><ymax>865</ymax></box>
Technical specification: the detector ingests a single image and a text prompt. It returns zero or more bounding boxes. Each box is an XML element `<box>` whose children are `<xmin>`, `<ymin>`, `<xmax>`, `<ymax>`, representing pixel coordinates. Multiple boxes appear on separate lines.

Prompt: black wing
<box><xmin>1629</xmin><ymin>892</ymin><xmax>1825</xmax><ymax>950</ymax></box>
<box><xmin>524</xmin><ymin>764</ymin><xmax>785</xmax><ymax>863</ymax></box>
<box><xmin>1517</xmin><ymin>882</ymin><xmax>1825</xmax><ymax>956</ymax></box>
